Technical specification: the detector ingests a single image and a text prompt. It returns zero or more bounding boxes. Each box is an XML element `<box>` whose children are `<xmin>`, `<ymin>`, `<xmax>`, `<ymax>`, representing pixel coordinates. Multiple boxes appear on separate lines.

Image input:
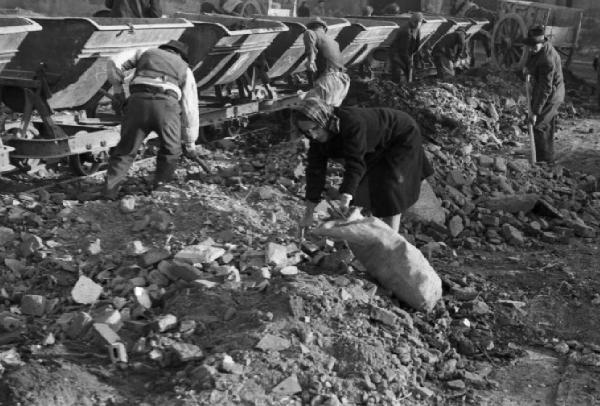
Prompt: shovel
<box><xmin>525</xmin><ymin>74</ymin><xmax>537</xmax><ymax>164</ymax></box>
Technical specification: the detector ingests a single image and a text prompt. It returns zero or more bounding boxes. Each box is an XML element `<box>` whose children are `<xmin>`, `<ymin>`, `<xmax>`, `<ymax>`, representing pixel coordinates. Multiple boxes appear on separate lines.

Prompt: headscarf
<box><xmin>295</xmin><ymin>97</ymin><xmax>340</xmax><ymax>133</ymax></box>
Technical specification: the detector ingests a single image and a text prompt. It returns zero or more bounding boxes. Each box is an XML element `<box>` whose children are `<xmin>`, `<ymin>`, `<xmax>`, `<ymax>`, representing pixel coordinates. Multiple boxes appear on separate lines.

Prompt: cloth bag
<box><xmin>313</xmin><ymin>214</ymin><xmax>442</xmax><ymax>312</ymax></box>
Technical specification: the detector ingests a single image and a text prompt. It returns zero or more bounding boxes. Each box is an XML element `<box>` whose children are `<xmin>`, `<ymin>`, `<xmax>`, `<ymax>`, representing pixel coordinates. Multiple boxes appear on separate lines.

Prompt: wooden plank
<box><xmin>545</xmin><ymin>26</ymin><xmax>576</xmax><ymax>47</ymax></box>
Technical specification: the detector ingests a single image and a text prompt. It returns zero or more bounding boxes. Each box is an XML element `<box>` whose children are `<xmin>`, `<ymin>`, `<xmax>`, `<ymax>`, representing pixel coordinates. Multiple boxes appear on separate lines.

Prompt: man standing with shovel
<box><xmin>523</xmin><ymin>26</ymin><xmax>564</xmax><ymax>164</ymax></box>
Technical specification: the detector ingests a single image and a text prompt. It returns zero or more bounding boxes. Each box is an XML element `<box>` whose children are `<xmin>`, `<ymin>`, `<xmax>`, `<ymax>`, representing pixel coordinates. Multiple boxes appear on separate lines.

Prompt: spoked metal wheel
<box><xmin>68</xmin><ymin>151</ymin><xmax>107</xmax><ymax>176</ymax></box>
<box><xmin>492</xmin><ymin>13</ymin><xmax>529</xmax><ymax>71</ymax></box>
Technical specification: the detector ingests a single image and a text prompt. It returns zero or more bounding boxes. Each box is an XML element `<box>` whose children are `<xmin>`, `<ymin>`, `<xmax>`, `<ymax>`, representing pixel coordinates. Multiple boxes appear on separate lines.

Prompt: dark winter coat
<box><xmin>105</xmin><ymin>0</ymin><xmax>162</xmax><ymax>17</ymax></box>
<box><xmin>305</xmin><ymin>107</ymin><xmax>433</xmax><ymax>217</ymax></box>
<box><xmin>526</xmin><ymin>42</ymin><xmax>565</xmax><ymax>116</ymax></box>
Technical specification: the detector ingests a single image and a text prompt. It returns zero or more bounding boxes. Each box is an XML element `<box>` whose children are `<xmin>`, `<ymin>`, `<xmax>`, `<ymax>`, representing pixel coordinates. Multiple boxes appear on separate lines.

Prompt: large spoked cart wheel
<box><xmin>492</xmin><ymin>13</ymin><xmax>528</xmax><ymax>71</ymax></box>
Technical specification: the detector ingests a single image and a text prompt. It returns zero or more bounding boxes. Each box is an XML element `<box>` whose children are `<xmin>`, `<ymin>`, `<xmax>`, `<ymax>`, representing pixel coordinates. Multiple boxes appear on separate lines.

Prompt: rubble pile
<box><xmin>354</xmin><ymin>73</ymin><xmax>600</xmax><ymax>250</ymax></box>
<box><xmin>1</xmin><ymin>180</ymin><xmax>528</xmax><ymax>405</ymax></box>
<box><xmin>0</xmin><ymin>70</ymin><xmax>599</xmax><ymax>404</ymax></box>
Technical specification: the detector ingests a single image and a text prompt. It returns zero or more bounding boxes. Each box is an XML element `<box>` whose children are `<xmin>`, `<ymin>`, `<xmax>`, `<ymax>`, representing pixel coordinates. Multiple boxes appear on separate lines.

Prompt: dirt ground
<box><xmin>1</xmin><ymin>73</ymin><xmax>600</xmax><ymax>405</ymax></box>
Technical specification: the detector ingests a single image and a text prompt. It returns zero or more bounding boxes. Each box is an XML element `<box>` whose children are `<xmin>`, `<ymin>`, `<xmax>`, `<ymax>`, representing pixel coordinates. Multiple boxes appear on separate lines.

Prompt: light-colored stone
<box><xmin>134</xmin><ymin>287</ymin><xmax>152</xmax><ymax>309</ymax></box>
<box><xmin>127</xmin><ymin>240</ymin><xmax>147</xmax><ymax>256</ymax></box>
<box><xmin>119</xmin><ymin>196</ymin><xmax>136</xmax><ymax>213</ymax></box>
<box><xmin>406</xmin><ymin>180</ymin><xmax>446</xmax><ymax>225</ymax></box>
<box><xmin>71</xmin><ymin>275</ymin><xmax>103</xmax><ymax>304</ymax></box>
<box><xmin>280</xmin><ymin>265</ymin><xmax>299</xmax><ymax>276</ymax></box>
<box><xmin>256</xmin><ymin>334</ymin><xmax>291</xmax><ymax>352</ymax></box>
<box><xmin>92</xmin><ymin>323</ymin><xmax>121</xmax><ymax>345</ymax></box>
<box><xmin>175</xmin><ymin>244</ymin><xmax>225</xmax><ymax>264</ymax></box>
<box><xmin>265</xmin><ymin>242</ymin><xmax>288</xmax><ymax>266</ymax></box>
<box><xmin>272</xmin><ymin>374</ymin><xmax>302</xmax><ymax>396</ymax></box>
<box><xmin>155</xmin><ymin>314</ymin><xmax>177</xmax><ymax>332</ymax></box>
<box><xmin>169</xmin><ymin>342</ymin><xmax>203</xmax><ymax>362</ymax></box>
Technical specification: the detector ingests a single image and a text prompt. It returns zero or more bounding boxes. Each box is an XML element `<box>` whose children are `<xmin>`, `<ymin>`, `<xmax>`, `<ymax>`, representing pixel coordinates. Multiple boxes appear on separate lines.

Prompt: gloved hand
<box><xmin>183</xmin><ymin>144</ymin><xmax>200</xmax><ymax>161</ymax></box>
<box><xmin>111</xmin><ymin>92</ymin><xmax>126</xmax><ymax>114</ymax></box>
<box><xmin>183</xmin><ymin>144</ymin><xmax>211</xmax><ymax>174</ymax></box>
<box><xmin>339</xmin><ymin>193</ymin><xmax>352</xmax><ymax>210</ymax></box>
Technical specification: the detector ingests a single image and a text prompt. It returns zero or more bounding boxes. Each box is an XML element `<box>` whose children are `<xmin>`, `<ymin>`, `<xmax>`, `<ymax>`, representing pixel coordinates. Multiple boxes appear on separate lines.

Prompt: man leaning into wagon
<box><xmin>524</xmin><ymin>26</ymin><xmax>565</xmax><ymax>163</ymax></box>
<box><xmin>303</xmin><ymin>17</ymin><xmax>350</xmax><ymax>107</ymax></box>
<box><xmin>102</xmin><ymin>40</ymin><xmax>201</xmax><ymax>199</ymax></box>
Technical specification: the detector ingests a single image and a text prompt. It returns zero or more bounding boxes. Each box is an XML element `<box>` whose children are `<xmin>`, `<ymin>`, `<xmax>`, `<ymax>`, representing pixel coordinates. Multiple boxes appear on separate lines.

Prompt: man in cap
<box><xmin>103</xmin><ymin>40</ymin><xmax>201</xmax><ymax>199</ymax></box>
<box><xmin>524</xmin><ymin>25</ymin><xmax>564</xmax><ymax>163</ymax></box>
<box><xmin>431</xmin><ymin>27</ymin><xmax>467</xmax><ymax>78</ymax></box>
<box><xmin>303</xmin><ymin>17</ymin><xmax>350</xmax><ymax>107</ymax></box>
<box><xmin>105</xmin><ymin>0</ymin><xmax>162</xmax><ymax>17</ymax></box>
<box><xmin>390</xmin><ymin>12</ymin><xmax>424</xmax><ymax>83</ymax></box>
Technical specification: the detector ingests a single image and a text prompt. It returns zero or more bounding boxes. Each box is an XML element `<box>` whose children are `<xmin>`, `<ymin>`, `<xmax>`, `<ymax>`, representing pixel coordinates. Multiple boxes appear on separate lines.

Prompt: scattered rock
<box><xmin>256</xmin><ymin>334</ymin><xmax>291</xmax><ymax>352</ymax></box>
<box><xmin>20</xmin><ymin>295</ymin><xmax>46</xmax><ymax>316</ymax></box>
<box><xmin>71</xmin><ymin>276</ymin><xmax>103</xmax><ymax>304</ymax></box>
<box><xmin>272</xmin><ymin>374</ymin><xmax>302</xmax><ymax>396</ymax></box>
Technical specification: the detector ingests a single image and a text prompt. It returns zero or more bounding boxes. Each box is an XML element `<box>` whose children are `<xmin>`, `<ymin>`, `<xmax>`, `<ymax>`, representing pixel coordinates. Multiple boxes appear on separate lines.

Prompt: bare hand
<box><xmin>528</xmin><ymin>114</ymin><xmax>537</xmax><ymax>126</ymax></box>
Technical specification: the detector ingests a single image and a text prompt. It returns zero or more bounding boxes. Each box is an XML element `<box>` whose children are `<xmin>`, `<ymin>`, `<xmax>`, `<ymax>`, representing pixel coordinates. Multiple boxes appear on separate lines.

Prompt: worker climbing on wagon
<box><xmin>431</xmin><ymin>27</ymin><xmax>467</xmax><ymax>79</ymax></box>
<box><xmin>102</xmin><ymin>40</ymin><xmax>202</xmax><ymax>199</ymax></box>
<box><xmin>296</xmin><ymin>97</ymin><xmax>433</xmax><ymax>233</ymax></box>
<box><xmin>524</xmin><ymin>25</ymin><xmax>564</xmax><ymax>163</ymax></box>
<box><xmin>303</xmin><ymin>17</ymin><xmax>350</xmax><ymax>107</ymax></box>
<box><xmin>390</xmin><ymin>12</ymin><xmax>424</xmax><ymax>83</ymax></box>
<box><xmin>104</xmin><ymin>0</ymin><xmax>162</xmax><ymax>17</ymax></box>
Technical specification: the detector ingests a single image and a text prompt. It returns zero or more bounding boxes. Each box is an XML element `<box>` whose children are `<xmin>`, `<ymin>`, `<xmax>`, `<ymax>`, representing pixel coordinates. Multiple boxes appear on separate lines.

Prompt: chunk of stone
<box><xmin>20</xmin><ymin>295</ymin><xmax>47</xmax><ymax>316</ymax></box>
<box><xmin>134</xmin><ymin>287</ymin><xmax>152</xmax><ymax>309</ymax></box>
<box><xmin>66</xmin><ymin>312</ymin><xmax>93</xmax><ymax>338</ymax></box>
<box><xmin>482</xmin><ymin>194</ymin><xmax>539</xmax><ymax>214</ymax></box>
<box><xmin>92</xmin><ymin>323</ymin><xmax>121</xmax><ymax>345</ymax></box>
<box><xmin>127</xmin><ymin>240</ymin><xmax>147</xmax><ymax>256</ymax></box>
<box><xmin>71</xmin><ymin>276</ymin><xmax>103</xmax><ymax>304</ymax></box>
<box><xmin>154</xmin><ymin>314</ymin><xmax>177</xmax><ymax>333</ymax></box>
<box><xmin>0</xmin><ymin>227</ymin><xmax>16</xmax><ymax>246</ymax></box>
<box><xmin>255</xmin><ymin>334</ymin><xmax>291</xmax><ymax>352</ymax></box>
<box><xmin>141</xmin><ymin>248</ymin><xmax>170</xmax><ymax>267</ymax></box>
<box><xmin>448</xmin><ymin>215</ymin><xmax>464</xmax><ymax>237</ymax></box>
<box><xmin>502</xmin><ymin>224</ymin><xmax>525</xmax><ymax>245</ymax></box>
<box><xmin>265</xmin><ymin>242</ymin><xmax>288</xmax><ymax>266</ymax></box>
<box><xmin>371</xmin><ymin>307</ymin><xmax>398</xmax><ymax>327</ymax></box>
<box><xmin>406</xmin><ymin>180</ymin><xmax>446</xmax><ymax>225</ymax></box>
<box><xmin>169</xmin><ymin>342</ymin><xmax>203</xmax><ymax>362</ymax></box>
<box><xmin>119</xmin><ymin>196</ymin><xmax>136</xmax><ymax>213</ymax></box>
<box><xmin>175</xmin><ymin>244</ymin><xmax>225</xmax><ymax>264</ymax></box>
<box><xmin>272</xmin><ymin>374</ymin><xmax>302</xmax><ymax>396</ymax></box>
<box><xmin>87</xmin><ymin>239</ymin><xmax>102</xmax><ymax>255</ymax></box>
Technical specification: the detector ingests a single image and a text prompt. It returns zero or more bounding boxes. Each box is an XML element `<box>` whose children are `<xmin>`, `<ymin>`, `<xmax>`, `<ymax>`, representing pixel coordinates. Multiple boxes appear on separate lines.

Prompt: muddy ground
<box><xmin>0</xmin><ymin>71</ymin><xmax>600</xmax><ymax>405</ymax></box>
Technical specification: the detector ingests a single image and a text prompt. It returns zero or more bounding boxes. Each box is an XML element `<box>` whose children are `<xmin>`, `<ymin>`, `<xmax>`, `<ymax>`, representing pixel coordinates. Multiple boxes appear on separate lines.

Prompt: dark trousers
<box><xmin>105</xmin><ymin>93</ymin><xmax>182</xmax><ymax>193</ymax></box>
<box><xmin>390</xmin><ymin>53</ymin><xmax>411</xmax><ymax>83</ymax></box>
<box><xmin>534</xmin><ymin>101</ymin><xmax>560</xmax><ymax>163</ymax></box>
<box><xmin>433</xmin><ymin>53</ymin><xmax>454</xmax><ymax>79</ymax></box>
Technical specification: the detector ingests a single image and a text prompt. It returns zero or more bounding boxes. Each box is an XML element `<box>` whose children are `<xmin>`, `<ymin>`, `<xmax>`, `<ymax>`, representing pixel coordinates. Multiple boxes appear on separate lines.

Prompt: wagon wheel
<box><xmin>492</xmin><ymin>13</ymin><xmax>529</xmax><ymax>71</ymax></box>
<box><xmin>68</xmin><ymin>152</ymin><xmax>106</xmax><ymax>176</ymax></box>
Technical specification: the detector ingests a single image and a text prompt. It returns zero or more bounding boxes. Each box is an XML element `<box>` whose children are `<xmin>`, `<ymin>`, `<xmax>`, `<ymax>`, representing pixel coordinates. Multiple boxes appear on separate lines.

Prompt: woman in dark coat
<box><xmin>296</xmin><ymin>97</ymin><xmax>433</xmax><ymax>232</ymax></box>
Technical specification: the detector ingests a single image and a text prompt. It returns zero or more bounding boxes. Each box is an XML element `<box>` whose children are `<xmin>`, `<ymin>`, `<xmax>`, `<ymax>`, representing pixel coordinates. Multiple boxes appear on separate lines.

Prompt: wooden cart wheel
<box><xmin>492</xmin><ymin>13</ymin><xmax>529</xmax><ymax>71</ymax></box>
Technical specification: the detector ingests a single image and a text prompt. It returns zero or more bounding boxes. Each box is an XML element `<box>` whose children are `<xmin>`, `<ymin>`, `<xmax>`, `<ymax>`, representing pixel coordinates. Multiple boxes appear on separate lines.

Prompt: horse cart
<box><xmin>491</xmin><ymin>0</ymin><xmax>583</xmax><ymax>71</ymax></box>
